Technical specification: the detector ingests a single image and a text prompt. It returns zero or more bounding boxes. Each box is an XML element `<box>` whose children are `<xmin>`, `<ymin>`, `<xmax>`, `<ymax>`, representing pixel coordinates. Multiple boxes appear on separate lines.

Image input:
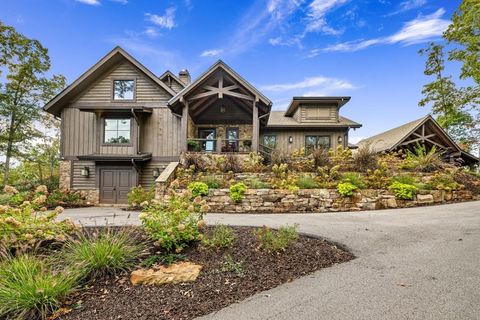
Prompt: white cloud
<box><xmin>75</xmin><ymin>0</ymin><xmax>100</xmax><ymax>5</ymax></box>
<box><xmin>143</xmin><ymin>27</ymin><xmax>159</xmax><ymax>38</ymax></box>
<box><xmin>145</xmin><ymin>7</ymin><xmax>176</xmax><ymax>30</ymax></box>
<box><xmin>260</xmin><ymin>76</ymin><xmax>356</xmax><ymax>93</ymax></box>
<box><xmin>386</xmin><ymin>0</ymin><xmax>427</xmax><ymax>16</ymax></box>
<box><xmin>305</xmin><ymin>0</ymin><xmax>349</xmax><ymax>34</ymax></box>
<box><xmin>200</xmin><ymin>49</ymin><xmax>223</xmax><ymax>57</ymax></box>
<box><xmin>110</xmin><ymin>0</ymin><xmax>128</xmax><ymax>4</ymax></box>
<box><xmin>318</xmin><ymin>8</ymin><xmax>449</xmax><ymax>54</ymax></box>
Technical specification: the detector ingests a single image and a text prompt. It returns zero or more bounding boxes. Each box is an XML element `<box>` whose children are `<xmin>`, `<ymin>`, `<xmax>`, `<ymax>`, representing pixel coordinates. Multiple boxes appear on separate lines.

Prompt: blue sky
<box><xmin>1</xmin><ymin>0</ymin><xmax>463</xmax><ymax>142</ymax></box>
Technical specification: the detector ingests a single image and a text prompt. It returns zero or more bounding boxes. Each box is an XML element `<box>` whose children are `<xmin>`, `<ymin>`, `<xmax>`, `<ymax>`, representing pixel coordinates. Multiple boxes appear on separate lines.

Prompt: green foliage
<box><xmin>255</xmin><ymin>224</ymin><xmax>299</xmax><ymax>253</ymax></box>
<box><xmin>221</xmin><ymin>254</ymin><xmax>245</xmax><ymax>277</ymax></box>
<box><xmin>201</xmin><ymin>175</ymin><xmax>221</xmax><ymax>189</ymax></box>
<box><xmin>0</xmin><ymin>185</ymin><xmax>88</xmax><ymax>209</ymax></box>
<box><xmin>140</xmin><ymin>194</ymin><xmax>208</xmax><ymax>252</ymax></box>
<box><xmin>127</xmin><ymin>185</ymin><xmax>155</xmax><ymax>208</ymax></box>
<box><xmin>337</xmin><ymin>182</ymin><xmax>357</xmax><ymax>197</ymax></box>
<box><xmin>188</xmin><ymin>181</ymin><xmax>209</xmax><ymax>198</ymax></box>
<box><xmin>201</xmin><ymin>224</ymin><xmax>236</xmax><ymax>250</ymax></box>
<box><xmin>247</xmin><ymin>177</ymin><xmax>269</xmax><ymax>189</ymax></box>
<box><xmin>229</xmin><ymin>182</ymin><xmax>247</xmax><ymax>203</ymax></box>
<box><xmin>391</xmin><ymin>174</ymin><xmax>418</xmax><ymax>186</ymax></box>
<box><xmin>0</xmin><ymin>200</ymin><xmax>76</xmax><ymax>253</ymax></box>
<box><xmin>389</xmin><ymin>181</ymin><xmax>417</xmax><ymax>200</ymax></box>
<box><xmin>0</xmin><ymin>255</ymin><xmax>78</xmax><ymax>320</ymax></box>
<box><xmin>187</xmin><ymin>139</ymin><xmax>200</xmax><ymax>151</ymax></box>
<box><xmin>296</xmin><ymin>174</ymin><xmax>318</xmax><ymax>189</ymax></box>
<box><xmin>43</xmin><ymin>189</ymin><xmax>89</xmax><ymax>209</ymax></box>
<box><xmin>341</xmin><ymin>172</ymin><xmax>366</xmax><ymax>189</ymax></box>
<box><xmin>61</xmin><ymin>230</ymin><xmax>145</xmax><ymax>280</ymax></box>
<box><xmin>401</xmin><ymin>145</ymin><xmax>444</xmax><ymax>172</ymax></box>
<box><xmin>141</xmin><ymin>253</ymin><xmax>186</xmax><ymax>268</ymax></box>
<box><xmin>428</xmin><ymin>172</ymin><xmax>462</xmax><ymax>191</ymax></box>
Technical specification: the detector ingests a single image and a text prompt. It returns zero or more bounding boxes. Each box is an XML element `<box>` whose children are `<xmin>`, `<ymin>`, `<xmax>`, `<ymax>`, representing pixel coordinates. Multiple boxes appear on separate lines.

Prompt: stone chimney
<box><xmin>178</xmin><ymin>69</ymin><xmax>191</xmax><ymax>85</ymax></box>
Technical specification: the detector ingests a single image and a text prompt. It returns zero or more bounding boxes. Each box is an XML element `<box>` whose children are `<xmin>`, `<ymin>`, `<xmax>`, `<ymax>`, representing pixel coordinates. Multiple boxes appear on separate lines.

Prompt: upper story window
<box><xmin>104</xmin><ymin>119</ymin><xmax>131</xmax><ymax>144</ymax></box>
<box><xmin>305</xmin><ymin>135</ymin><xmax>330</xmax><ymax>153</ymax></box>
<box><xmin>113</xmin><ymin>80</ymin><xmax>135</xmax><ymax>100</ymax></box>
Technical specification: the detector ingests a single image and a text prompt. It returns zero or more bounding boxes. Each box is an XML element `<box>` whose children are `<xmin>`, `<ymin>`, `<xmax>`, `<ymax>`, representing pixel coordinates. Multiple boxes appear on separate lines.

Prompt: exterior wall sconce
<box><xmin>81</xmin><ymin>166</ymin><xmax>90</xmax><ymax>177</ymax></box>
<box><xmin>153</xmin><ymin>168</ymin><xmax>161</xmax><ymax>178</ymax></box>
<box><xmin>337</xmin><ymin>136</ymin><xmax>343</xmax><ymax>145</ymax></box>
<box><xmin>288</xmin><ymin>136</ymin><xmax>293</xmax><ymax>144</ymax></box>
<box><xmin>220</xmin><ymin>105</ymin><xmax>226</xmax><ymax>113</ymax></box>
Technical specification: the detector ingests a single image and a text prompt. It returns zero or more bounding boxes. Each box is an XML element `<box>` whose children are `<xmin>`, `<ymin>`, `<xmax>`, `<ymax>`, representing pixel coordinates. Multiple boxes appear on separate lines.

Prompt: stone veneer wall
<box><xmin>59</xmin><ymin>160</ymin><xmax>72</xmax><ymax>191</ymax></box>
<box><xmin>168</xmin><ymin>188</ymin><xmax>477</xmax><ymax>213</ymax></box>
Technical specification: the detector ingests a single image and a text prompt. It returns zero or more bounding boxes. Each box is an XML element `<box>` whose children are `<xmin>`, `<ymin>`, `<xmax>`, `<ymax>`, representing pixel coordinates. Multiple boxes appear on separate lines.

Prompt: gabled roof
<box><xmin>284</xmin><ymin>96</ymin><xmax>351</xmax><ymax>117</ymax></box>
<box><xmin>44</xmin><ymin>46</ymin><xmax>177</xmax><ymax>116</ymax></box>
<box><xmin>266</xmin><ymin>111</ymin><xmax>361</xmax><ymax>128</ymax></box>
<box><xmin>158</xmin><ymin>70</ymin><xmax>185</xmax><ymax>89</ymax></box>
<box><xmin>168</xmin><ymin>60</ymin><xmax>272</xmax><ymax>107</ymax></box>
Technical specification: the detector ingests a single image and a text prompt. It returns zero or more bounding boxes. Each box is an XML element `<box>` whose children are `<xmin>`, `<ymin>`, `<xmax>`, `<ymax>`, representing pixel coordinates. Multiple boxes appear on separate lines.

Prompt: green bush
<box><xmin>428</xmin><ymin>172</ymin><xmax>461</xmax><ymax>191</ymax></box>
<box><xmin>127</xmin><ymin>185</ymin><xmax>155</xmax><ymax>207</ymax></box>
<box><xmin>337</xmin><ymin>182</ymin><xmax>357</xmax><ymax>197</ymax></box>
<box><xmin>187</xmin><ymin>182</ymin><xmax>209</xmax><ymax>198</ymax></box>
<box><xmin>391</xmin><ymin>174</ymin><xmax>417</xmax><ymax>186</ymax></box>
<box><xmin>140</xmin><ymin>194</ymin><xmax>208</xmax><ymax>252</ymax></box>
<box><xmin>229</xmin><ymin>182</ymin><xmax>247</xmax><ymax>203</ymax></box>
<box><xmin>61</xmin><ymin>230</ymin><xmax>145</xmax><ymax>280</ymax></box>
<box><xmin>247</xmin><ymin>177</ymin><xmax>269</xmax><ymax>189</ymax></box>
<box><xmin>255</xmin><ymin>224</ymin><xmax>299</xmax><ymax>253</ymax></box>
<box><xmin>201</xmin><ymin>176</ymin><xmax>221</xmax><ymax>189</ymax></box>
<box><xmin>0</xmin><ymin>255</ymin><xmax>78</xmax><ymax>320</ymax></box>
<box><xmin>389</xmin><ymin>181</ymin><xmax>417</xmax><ymax>200</ymax></box>
<box><xmin>401</xmin><ymin>145</ymin><xmax>443</xmax><ymax>172</ymax></box>
<box><xmin>44</xmin><ymin>189</ymin><xmax>88</xmax><ymax>209</ymax></box>
<box><xmin>202</xmin><ymin>224</ymin><xmax>236</xmax><ymax>250</ymax></box>
<box><xmin>341</xmin><ymin>172</ymin><xmax>366</xmax><ymax>189</ymax></box>
<box><xmin>296</xmin><ymin>174</ymin><xmax>318</xmax><ymax>189</ymax></box>
<box><xmin>221</xmin><ymin>254</ymin><xmax>245</xmax><ymax>277</ymax></box>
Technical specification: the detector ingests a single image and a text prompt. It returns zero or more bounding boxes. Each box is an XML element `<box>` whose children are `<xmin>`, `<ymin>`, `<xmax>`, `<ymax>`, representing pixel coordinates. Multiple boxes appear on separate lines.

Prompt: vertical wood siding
<box><xmin>141</xmin><ymin>108</ymin><xmax>181</xmax><ymax>157</ymax></box>
<box><xmin>72</xmin><ymin>161</ymin><xmax>96</xmax><ymax>190</ymax></box>
<box><xmin>72</xmin><ymin>61</ymin><xmax>170</xmax><ymax>104</ymax></box>
<box><xmin>62</xmin><ymin>108</ymin><xmax>97</xmax><ymax>157</ymax></box>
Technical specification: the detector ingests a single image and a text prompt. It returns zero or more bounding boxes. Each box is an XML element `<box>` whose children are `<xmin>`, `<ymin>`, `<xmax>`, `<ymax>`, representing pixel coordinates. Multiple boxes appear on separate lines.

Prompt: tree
<box><xmin>0</xmin><ymin>21</ymin><xmax>66</xmax><ymax>185</ymax></box>
<box><xmin>444</xmin><ymin>0</ymin><xmax>480</xmax><ymax>85</ymax></box>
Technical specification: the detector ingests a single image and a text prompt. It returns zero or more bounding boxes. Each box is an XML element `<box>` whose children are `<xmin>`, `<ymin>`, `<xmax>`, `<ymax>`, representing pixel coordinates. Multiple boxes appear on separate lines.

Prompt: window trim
<box><xmin>111</xmin><ymin>78</ymin><xmax>136</xmax><ymax>102</ymax></box>
<box><xmin>304</xmin><ymin>135</ymin><xmax>331</xmax><ymax>151</ymax></box>
<box><xmin>101</xmin><ymin>117</ymin><xmax>134</xmax><ymax>146</ymax></box>
<box><xmin>263</xmin><ymin>134</ymin><xmax>277</xmax><ymax>149</ymax></box>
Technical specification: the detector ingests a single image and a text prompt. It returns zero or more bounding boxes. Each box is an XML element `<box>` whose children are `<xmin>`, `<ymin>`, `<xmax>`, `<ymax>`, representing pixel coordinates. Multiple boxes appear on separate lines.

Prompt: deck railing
<box><xmin>187</xmin><ymin>138</ymin><xmax>253</xmax><ymax>153</ymax></box>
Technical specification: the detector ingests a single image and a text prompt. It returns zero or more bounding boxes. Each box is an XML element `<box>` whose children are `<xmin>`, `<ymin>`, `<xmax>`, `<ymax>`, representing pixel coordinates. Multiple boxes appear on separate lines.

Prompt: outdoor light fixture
<box><xmin>288</xmin><ymin>136</ymin><xmax>293</xmax><ymax>144</ymax></box>
<box><xmin>153</xmin><ymin>168</ymin><xmax>160</xmax><ymax>178</ymax></box>
<box><xmin>81</xmin><ymin>166</ymin><xmax>89</xmax><ymax>177</ymax></box>
<box><xmin>220</xmin><ymin>105</ymin><xmax>226</xmax><ymax>113</ymax></box>
<box><xmin>338</xmin><ymin>136</ymin><xmax>343</xmax><ymax>144</ymax></box>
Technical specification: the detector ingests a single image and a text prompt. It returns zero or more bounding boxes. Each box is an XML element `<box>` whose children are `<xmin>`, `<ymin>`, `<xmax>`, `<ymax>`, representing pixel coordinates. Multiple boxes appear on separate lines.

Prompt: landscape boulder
<box><xmin>131</xmin><ymin>262</ymin><xmax>203</xmax><ymax>286</ymax></box>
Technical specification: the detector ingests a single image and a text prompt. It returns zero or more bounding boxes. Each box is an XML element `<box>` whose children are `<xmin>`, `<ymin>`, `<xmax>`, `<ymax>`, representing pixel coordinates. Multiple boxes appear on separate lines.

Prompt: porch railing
<box><xmin>187</xmin><ymin>138</ymin><xmax>253</xmax><ymax>153</ymax></box>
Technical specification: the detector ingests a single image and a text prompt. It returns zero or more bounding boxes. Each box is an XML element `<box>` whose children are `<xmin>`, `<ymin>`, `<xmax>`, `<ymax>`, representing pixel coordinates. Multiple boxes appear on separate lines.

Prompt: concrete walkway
<box><xmin>61</xmin><ymin>202</ymin><xmax>480</xmax><ymax>320</ymax></box>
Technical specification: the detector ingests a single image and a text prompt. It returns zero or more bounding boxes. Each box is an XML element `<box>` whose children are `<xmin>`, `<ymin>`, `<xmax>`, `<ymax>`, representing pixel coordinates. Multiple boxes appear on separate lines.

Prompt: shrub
<box><xmin>341</xmin><ymin>172</ymin><xmax>366</xmax><ymax>189</ymax></box>
<box><xmin>389</xmin><ymin>181</ymin><xmax>417</xmax><ymax>200</ymax></box>
<box><xmin>337</xmin><ymin>182</ymin><xmax>357</xmax><ymax>197</ymax></box>
<box><xmin>428</xmin><ymin>172</ymin><xmax>461</xmax><ymax>191</ymax></box>
<box><xmin>221</xmin><ymin>254</ymin><xmax>245</xmax><ymax>277</ymax></box>
<box><xmin>183</xmin><ymin>153</ymin><xmax>207</xmax><ymax>172</ymax></box>
<box><xmin>0</xmin><ymin>255</ymin><xmax>78</xmax><ymax>320</ymax></box>
<box><xmin>61</xmin><ymin>229</ymin><xmax>146</xmax><ymax>280</ymax></box>
<box><xmin>352</xmin><ymin>144</ymin><xmax>378</xmax><ymax>173</ymax></box>
<box><xmin>201</xmin><ymin>175</ymin><xmax>221</xmax><ymax>189</ymax></box>
<box><xmin>247</xmin><ymin>177</ymin><xmax>269</xmax><ymax>189</ymax></box>
<box><xmin>296</xmin><ymin>174</ymin><xmax>318</xmax><ymax>189</ymax></box>
<box><xmin>316</xmin><ymin>165</ymin><xmax>340</xmax><ymax>188</ymax></box>
<box><xmin>44</xmin><ymin>189</ymin><xmax>88</xmax><ymax>209</ymax></box>
<box><xmin>243</xmin><ymin>152</ymin><xmax>265</xmax><ymax>173</ymax></box>
<box><xmin>391</xmin><ymin>173</ymin><xmax>417</xmax><ymax>186</ymax></box>
<box><xmin>255</xmin><ymin>224</ymin><xmax>299</xmax><ymax>253</ymax></box>
<box><xmin>140</xmin><ymin>194</ymin><xmax>208</xmax><ymax>252</ymax></box>
<box><xmin>269</xmin><ymin>150</ymin><xmax>287</xmax><ymax>166</ymax></box>
<box><xmin>311</xmin><ymin>148</ymin><xmax>331</xmax><ymax>168</ymax></box>
<box><xmin>127</xmin><ymin>185</ymin><xmax>155</xmax><ymax>208</ymax></box>
<box><xmin>224</xmin><ymin>154</ymin><xmax>242</xmax><ymax>173</ymax></box>
<box><xmin>229</xmin><ymin>182</ymin><xmax>247</xmax><ymax>203</ymax></box>
<box><xmin>401</xmin><ymin>145</ymin><xmax>444</xmax><ymax>172</ymax></box>
<box><xmin>201</xmin><ymin>224</ymin><xmax>236</xmax><ymax>250</ymax></box>
<box><xmin>187</xmin><ymin>181</ymin><xmax>209</xmax><ymax>198</ymax></box>
<box><xmin>187</xmin><ymin>139</ymin><xmax>200</xmax><ymax>151</ymax></box>
<box><xmin>0</xmin><ymin>203</ymin><xmax>76</xmax><ymax>253</ymax></box>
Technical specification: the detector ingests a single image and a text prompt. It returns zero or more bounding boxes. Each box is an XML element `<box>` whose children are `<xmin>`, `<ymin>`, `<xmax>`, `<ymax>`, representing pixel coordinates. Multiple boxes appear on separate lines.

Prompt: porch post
<box><xmin>180</xmin><ymin>100</ymin><xmax>188</xmax><ymax>152</ymax></box>
<box><xmin>252</xmin><ymin>100</ymin><xmax>259</xmax><ymax>152</ymax></box>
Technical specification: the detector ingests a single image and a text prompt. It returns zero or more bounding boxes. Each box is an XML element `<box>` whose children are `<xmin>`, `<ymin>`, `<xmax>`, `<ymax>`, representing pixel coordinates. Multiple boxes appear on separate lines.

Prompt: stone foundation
<box><xmin>77</xmin><ymin>189</ymin><xmax>100</xmax><ymax>205</ymax></box>
<box><xmin>168</xmin><ymin>188</ymin><xmax>477</xmax><ymax>213</ymax></box>
<box><xmin>59</xmin><ymin>160</ymin><xmax>72</xmax><ymax>191</ymax></box>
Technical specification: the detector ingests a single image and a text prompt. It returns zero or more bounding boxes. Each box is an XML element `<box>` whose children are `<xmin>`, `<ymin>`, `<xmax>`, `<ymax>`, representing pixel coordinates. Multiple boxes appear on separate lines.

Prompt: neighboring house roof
<box><xmin>168</xmin><ymin>60</ymin><xmax>272</xmax><ymax>108</ymax></box>
<box><xmin>44</xmin><ymin>46</ymin><xmax>177</xmax><ymax>116</ymax></box>
<box><xmin>357</xmin><ymin>115</ymin><xmax>479</xmax><ymax>164</ymax></box>
<box><xmin>158</xmin><ymin>70</ymin><xmax>185</xmax><ymax>90</ymax></box>
<box><xmin>266</xmin><ymin>111</ymin><xmax>362</xmax><ymax>128</ymax></box>
<box><xmin>284</xmin><ymin>96</ymin><xmax>351</xmax><ymax>117</ymax></box>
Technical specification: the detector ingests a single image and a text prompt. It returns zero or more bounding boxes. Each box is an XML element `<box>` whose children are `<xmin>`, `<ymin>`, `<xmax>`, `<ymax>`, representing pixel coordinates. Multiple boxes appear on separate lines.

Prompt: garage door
<box><xmin>100</xmin><ymin>169</ymin><xmax>134</xmax><ymax>204</ymax></box>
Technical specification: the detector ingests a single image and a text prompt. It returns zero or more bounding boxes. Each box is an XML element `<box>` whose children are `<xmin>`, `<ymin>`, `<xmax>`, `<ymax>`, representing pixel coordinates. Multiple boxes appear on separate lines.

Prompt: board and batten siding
<box><xmin>72</xmin><ymin>161</ymin><xmax>96</xmax><ymax>190</ymax></box>
<box><xmin>72</xmin><ymin>61</ymin><xmax>170</xmax><ymax>105</ymax></box>
<box><xmin>141</xmin><ymin>108</ymin><xmax>182</xmax><ymax>157</ymax></box>
<box><xmin>62</xmin><ymin>108</ymin><xmax>97</xmax><ymax>157</ymax></box>
<box><xmin>261</xmin><ymin>130</ymin><xmax>347</xmax><ymax>154</ymax></box>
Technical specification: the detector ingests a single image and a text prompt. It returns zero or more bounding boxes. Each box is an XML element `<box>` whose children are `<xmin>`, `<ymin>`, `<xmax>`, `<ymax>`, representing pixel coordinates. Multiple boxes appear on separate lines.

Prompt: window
<box><xmin>305</xmin><ymin>135</ymin><xmax>330</xmax><ymax>153</ymax></box>
<box><xmin>113</xmin><ymin>80</ymin><xmax>135</xmax><ymax>100</ymax></box>
<box><xmin>104</xmin><ymin>119</ymin><xmax>131</xmax><ymax>144</ymax></box>
<box><xmin>263</xmin><ymin>135</ymin><xmax>277</xmax><ymax>149</ymax></box>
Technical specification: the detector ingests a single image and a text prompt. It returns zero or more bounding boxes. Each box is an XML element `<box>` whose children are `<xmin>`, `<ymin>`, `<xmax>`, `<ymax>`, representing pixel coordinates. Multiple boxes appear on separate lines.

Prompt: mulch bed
<box><xmin>59</xmin><ymin>227</ymin><xmax>354</xmax><ymax>320</ymax></box>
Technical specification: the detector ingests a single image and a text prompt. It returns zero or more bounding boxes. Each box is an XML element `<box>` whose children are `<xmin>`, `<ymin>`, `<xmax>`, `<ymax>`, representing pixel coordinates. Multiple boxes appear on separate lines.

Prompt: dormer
<box><xmin>284</xmin><ymin>97</ymin><xmax>350</xmax><ymax>123</ymax></box>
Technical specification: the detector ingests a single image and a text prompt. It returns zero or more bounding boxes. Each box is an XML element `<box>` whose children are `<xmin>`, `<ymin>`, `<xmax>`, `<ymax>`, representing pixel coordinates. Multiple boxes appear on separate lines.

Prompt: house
<box><xmin>357</xmin><ymin>115</ymin><xmax>479</xmax><ymax>166</ymax></box>
<box><xmin>44</xmin><ymin>47</ymin><xmax>361</xmax><ymax>204</ymax></box>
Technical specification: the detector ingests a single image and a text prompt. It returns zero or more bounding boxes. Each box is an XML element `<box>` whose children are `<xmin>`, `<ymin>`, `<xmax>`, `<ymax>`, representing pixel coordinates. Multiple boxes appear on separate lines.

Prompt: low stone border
<box><xmin>169</xmin><ymin>188</ymin><xmax>478</xmax><ymax>213</ymax></box>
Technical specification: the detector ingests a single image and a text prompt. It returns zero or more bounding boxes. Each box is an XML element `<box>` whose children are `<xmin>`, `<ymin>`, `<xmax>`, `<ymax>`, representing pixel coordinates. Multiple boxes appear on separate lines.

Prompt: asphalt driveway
<box><xmin>61</xmin><ymin>201</ymin><xmax>480</xmax><ymax>320</ymax></box>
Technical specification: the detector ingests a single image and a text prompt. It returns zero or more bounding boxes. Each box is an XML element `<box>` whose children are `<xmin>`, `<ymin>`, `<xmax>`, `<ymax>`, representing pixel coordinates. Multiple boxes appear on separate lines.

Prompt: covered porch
<box><xmin>168</xmin><ymin>60</ymin><xmax>271</xmax><ymax>154</ymax></box>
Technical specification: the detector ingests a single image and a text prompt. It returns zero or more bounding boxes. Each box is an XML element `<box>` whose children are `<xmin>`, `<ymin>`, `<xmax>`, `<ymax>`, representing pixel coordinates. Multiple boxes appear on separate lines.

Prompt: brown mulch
<box><xmin>59</xmin><ymin>227</ymin><xmax>354</xmax><ymax>320</ymax></box>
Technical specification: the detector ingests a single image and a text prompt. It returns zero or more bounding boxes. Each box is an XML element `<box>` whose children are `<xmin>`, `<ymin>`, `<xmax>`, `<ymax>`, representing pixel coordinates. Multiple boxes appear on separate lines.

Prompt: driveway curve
<box><xmin>61</xmin><ymin>201</ymin><xmax>480</xmax><ymax>320</ymax></box>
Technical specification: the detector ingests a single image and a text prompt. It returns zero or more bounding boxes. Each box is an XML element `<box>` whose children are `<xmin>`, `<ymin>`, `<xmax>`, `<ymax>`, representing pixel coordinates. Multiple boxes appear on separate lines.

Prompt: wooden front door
<box><xmin>100</xmin><ymin>169</ymin><xmax>134</xmax><ymax>204</ymax></box>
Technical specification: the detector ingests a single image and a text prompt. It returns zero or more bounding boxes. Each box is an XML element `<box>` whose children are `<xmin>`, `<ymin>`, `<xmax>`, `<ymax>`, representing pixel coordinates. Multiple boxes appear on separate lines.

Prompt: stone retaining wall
<box><xmin>170</xmin><ymin>188</ymin><xmax>477</xmax><ymax>213</ymax></box>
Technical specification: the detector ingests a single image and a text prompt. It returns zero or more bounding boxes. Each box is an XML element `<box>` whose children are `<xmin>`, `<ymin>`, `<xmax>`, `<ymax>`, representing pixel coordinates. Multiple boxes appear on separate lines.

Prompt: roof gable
<box><xmin>159</xmin><ymin>70</ymin><xmax>185</xmax><ymax>92</ymax></box>
<box><xmin>44</xmin><ymin>46</ymin><xmax>176</xmax><ymax>116</ymax></box>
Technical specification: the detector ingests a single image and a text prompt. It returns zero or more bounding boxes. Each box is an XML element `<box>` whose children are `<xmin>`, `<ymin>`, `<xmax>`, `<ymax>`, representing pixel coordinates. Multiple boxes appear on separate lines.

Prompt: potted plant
<box><xmin>187</xmin><ymin>139</ymin><xmax>200</xmax><ymax>152</ymax></box>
